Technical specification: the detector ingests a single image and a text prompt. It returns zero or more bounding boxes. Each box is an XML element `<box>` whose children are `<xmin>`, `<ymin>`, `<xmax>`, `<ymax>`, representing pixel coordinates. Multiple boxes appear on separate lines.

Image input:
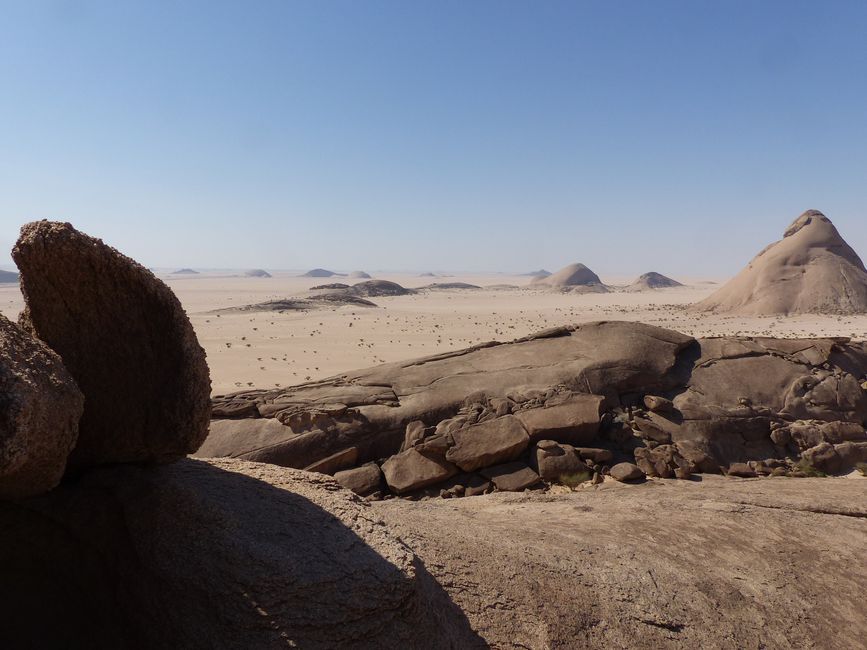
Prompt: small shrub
<box><xmin>558</xmin><ymin>471</ymin><xmax>591</xmax><ymax>488</ymax></box>
<box><xmin>794</xmin><ymin>459</ymin><xmax>826</xmax><ymax>478</ymax></box>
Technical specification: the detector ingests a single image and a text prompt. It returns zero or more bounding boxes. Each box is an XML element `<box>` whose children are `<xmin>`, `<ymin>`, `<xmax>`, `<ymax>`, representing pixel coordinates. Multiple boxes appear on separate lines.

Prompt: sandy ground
<box><xmin>3</xmin><ymin>271</ymin><xmax>867</xmax><ymax>396</ymax></box>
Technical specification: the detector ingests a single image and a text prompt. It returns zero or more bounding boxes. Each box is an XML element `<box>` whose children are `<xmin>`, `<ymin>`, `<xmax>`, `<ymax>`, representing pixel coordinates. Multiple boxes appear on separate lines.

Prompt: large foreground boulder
<box><xmin>0</xmin><ymin>458</ymin><xmax>481</xmax><ymax>649</ymax></box>
<box><xmin>205</xmin><ymin>321</ymin><xmax>867</xmax><ymax>496</ymax></box>
<box><xmin>12</xmin><ymin>221</ymin><xmax>211</xmax><ymax>470</ymax></box>
<box><xmin>203</xmin><ymin>321</ymin><xmax>695</xmax><ymax>471</ymax></box>
<box><xmin>0</xmin><ymin>314</ymin><xmax>84</xmax><ymax>498</ymax></box>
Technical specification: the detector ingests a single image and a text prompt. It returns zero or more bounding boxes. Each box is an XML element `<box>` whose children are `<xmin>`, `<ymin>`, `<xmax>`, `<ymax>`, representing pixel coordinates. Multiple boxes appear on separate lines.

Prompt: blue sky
<box><xmin>1</xmin><ymin>0</ymin><xmax>866</xmax><ymax>276</ymax></box>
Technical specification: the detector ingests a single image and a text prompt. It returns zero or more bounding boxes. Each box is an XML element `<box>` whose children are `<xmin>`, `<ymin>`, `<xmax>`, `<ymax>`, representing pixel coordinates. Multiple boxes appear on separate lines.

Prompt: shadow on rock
<box><xmin>0</xmin><ymin>458</ymin><xmax>485</xmax><ymax>649</ymax></box>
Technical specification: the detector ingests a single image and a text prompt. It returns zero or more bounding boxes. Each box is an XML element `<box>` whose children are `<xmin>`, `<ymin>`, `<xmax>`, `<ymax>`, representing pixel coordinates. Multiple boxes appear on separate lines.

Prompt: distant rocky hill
<box><xmin>694</xmin><ymin>210</ymin><xmax>867</xmax><ymax>315</ymax></box>
<box><xmin>530</xmin><ymin>262</ymin><xmax>608</xmax><ymax>292</ymax></box>
<box><xmin>303</xmin><ymin>268</ymin><xmax>344</xmax><ymax>278</ymax></box>
<box><xmin>625</xmin><ymin>271</ymin><xmax>683</xmax><ymax>291</ymax></box>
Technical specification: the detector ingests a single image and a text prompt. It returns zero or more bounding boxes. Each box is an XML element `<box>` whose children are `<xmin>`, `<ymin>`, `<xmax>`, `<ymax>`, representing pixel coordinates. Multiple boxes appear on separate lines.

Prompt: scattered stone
<box><xmin>533</xmin><ymin>441</ymin><xmax>586</xmax><ymax>482</ymax></box>
<box><xmin>445</xmin><ymin>415</ymin><xmax>529</xmax><ymax>472</ymax></box>
<box><xmin>480</xmin><ymin>462</ymin><xmax>541</xmax><ymax>491</ymax></box>
<box><xmin>834</xmin><ymin>441</ymin><xmax>867</xmax><ymax>469</ymax></box>
<box><xmin>574</xmin><ymin>448</ymin><xmax>614</xmax><ymax>463</ymax></box>
<box><xmin>303</xmin><ymin>447</ymin><xmax>359</xmax><ymax>475</ymax></box>
<box><xmin>801</xmin><ymin>442</ymin><xmax>841</xmax><ymax>475</ymax></box>
<box><xmin>382</xmin><ymin>448</ymin><xmax>459</xmax><ymax>494</ymax></box>
<box><xmin>334</xmin><ymin>462</ymin><xmax>383</xmax><ymax>496</ymax></box>
<box><xmin>401</xmin><ymin>420</ymin><xmax>429</xmax><ymax>451</ymax></box>
<box><xmin>726</xmin><ymin>463</ymin><xmax>758</xmax><ymax>478</ymax></box>
<box><xmin>515</xmin><ymin>394</ymin><xmax>604</xmax><ymax>444</ymax></box>
<box><xmin>643</xmin><ymin>395</ymin><xmax>674</xmax><ymax>413</ymax></box>
<box><xmin>609</xmin><ymin>462</ymin><xmax>644</xmax><ymax>482</ymax></box>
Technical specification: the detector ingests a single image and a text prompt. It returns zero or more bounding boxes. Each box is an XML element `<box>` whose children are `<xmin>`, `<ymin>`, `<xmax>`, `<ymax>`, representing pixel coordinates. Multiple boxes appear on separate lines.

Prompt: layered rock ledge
<box><xmin>204</xmin><ymin>322</ymin><xmax>867</xmax><ymax>497</ymax></box>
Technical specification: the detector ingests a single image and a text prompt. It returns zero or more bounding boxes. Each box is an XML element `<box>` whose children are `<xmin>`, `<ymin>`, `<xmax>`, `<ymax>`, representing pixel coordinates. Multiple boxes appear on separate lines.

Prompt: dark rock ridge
<box><xmin>215</xmin><ymin>295</ymin><xmax>378</xmax><ymax>312</ymax></box>
<box><xmin>346</xmin><ymin>279</ymin><xmax>415</xmax><ymax>297</ymax></box>
<box><xmin>204</xmin><ymin>321</ymin><xmax>867</xmax><ymax>497</ymax></box>
<box><xmin>13</xmin><ymin>221</ymin><xmax>211</xmax><ymax>470</ymax></box>
<box><xmin>0</xmin><ymin>314</ymin><xmax>84</xmax><ymax>498</ymax></box>
<box><xmin>302</xmin><ymin>268</ymin><xmax>344</xmax><ymax>278</ymax></box>
<box><xmin>229</xmin><ymin>281</ymin><xmax>412</xmax><ymax>312</ymax></box>
<box><xmin>415</xmin><ymin>282</ymin><xmax>481</xmax><ymax>290</ymax></box>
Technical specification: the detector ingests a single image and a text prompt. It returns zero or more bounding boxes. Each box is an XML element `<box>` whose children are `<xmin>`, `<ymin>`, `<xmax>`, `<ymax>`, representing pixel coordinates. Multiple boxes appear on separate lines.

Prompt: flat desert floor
<box><xmin>3</xmin><ymin>271</ymin><xmax>867</xmax><ymax>396</ymax></box>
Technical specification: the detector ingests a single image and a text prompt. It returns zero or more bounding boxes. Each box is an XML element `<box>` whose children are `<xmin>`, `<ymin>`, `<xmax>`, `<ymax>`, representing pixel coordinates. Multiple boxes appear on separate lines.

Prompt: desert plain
<box><xmin>5</xmin><ymin>270</ymin><xmax>867</xmax><ymax>396</ymax></box>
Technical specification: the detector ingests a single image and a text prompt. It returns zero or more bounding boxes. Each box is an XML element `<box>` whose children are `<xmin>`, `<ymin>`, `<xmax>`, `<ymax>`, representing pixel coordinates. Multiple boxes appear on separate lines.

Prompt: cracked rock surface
<box><xmin>204</xmin><ymin>321</ymin><xmax>867</xmax><ymax>494</ymax></box>
<box><xmin>374</xmin><ymin>475</ymin><xmax>867</xmax><ymax>649</ymax></box>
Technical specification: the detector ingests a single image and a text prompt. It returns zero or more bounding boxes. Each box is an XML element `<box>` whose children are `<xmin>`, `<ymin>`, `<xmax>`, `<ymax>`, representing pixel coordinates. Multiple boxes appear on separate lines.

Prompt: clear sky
<box><xmin>1</xmin><ymin>1</ymin><xmax>866</xmax><ymax>276</ymax></box>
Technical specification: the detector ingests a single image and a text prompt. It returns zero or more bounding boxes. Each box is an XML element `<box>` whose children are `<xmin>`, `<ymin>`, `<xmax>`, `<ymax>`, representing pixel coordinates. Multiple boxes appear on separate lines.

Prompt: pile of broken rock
<box><xmin>206</xmin><ymin>321</ymin><xmax>867</xmax><ymax>500</ymax></box>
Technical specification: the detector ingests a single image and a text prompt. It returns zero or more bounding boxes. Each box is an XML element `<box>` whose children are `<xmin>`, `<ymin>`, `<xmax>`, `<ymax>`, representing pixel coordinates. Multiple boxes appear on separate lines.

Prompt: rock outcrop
<box><xmin>12</xmin><ymin>221</ymin><xmax>211</xmax><ymax>470</ymax></box>
<box><xmin>416</xmin><ymin>282</ymin><xmax>482</xmax><ymax>290</ymax></box>
<box><xmin>625</xmin><ymin>271</ymin><xmax>683</xmax><ymax>291</ymax></box>
<box><xmin>349</xmin><ymin>279</ymin><xmax>415</xmax><ymax>297</ymax></box>
<box><xmin>694</xmin><ymin>209</ymin><xmax>867</xmax><ymax>315</ymax></box>
<box><xmin>302</xmin><ymin>268</ymin><xmax>341</xmax><ymax>278</ymax></box>
<box><xmin>0</xmin><ymin>269</ymin><xmax>18</xmax><ymax>283</ymax></box>
<box><xmin>349</xmin><ymin>270</ymin><xmax>372</xmax><ymax>278</ymax></box>
<box><xmin>375</xmin><ymin>476</ymin><xmax>867</xmax><ymax>648</ymax></box>
<box><xmin>205</xmin><ymin>321</ymin><xmax>867</xmax><ymax>497</ymax></box>
<box><xmin>244</xmin><ymin>268</ymin><xmax>272</xmax><ymax>278</ymax></box>
<box><xmin>530</xmin><ymin>262</ymin><xmax>608</xmax><ymax>292</ymax></box>
<box><xmin>0</xmin><ymin>314</ymin><xmax>84</xmax><ymax>498</ymax></box>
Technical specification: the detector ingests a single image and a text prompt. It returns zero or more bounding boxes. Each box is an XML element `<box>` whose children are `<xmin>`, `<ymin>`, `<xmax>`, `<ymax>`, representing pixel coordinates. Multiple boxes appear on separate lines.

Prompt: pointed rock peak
<box><xmin>783</xmin><ymin>209</ymin><xmax>830</xmax><ymax>238</ymax></box>
<box><xmin>693</xmin><ymin>209</ymin><xmax>867</xmax><ymax>315</ymax></box>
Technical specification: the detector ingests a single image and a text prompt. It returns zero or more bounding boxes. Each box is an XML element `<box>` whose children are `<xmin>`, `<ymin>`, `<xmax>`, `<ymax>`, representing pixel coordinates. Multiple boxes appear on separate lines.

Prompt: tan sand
<box><xmin>3</xmin><ymin>271</ymin><xmax>866</xmax><ymax>395</ymax></box>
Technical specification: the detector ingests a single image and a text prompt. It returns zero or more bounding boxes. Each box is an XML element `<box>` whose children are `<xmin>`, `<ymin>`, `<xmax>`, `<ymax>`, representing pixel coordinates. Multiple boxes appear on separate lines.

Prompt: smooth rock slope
<box><xmin>694</xmin><ymin>209</ymin><xmax>867</xmax><ymax>315</ymax></box>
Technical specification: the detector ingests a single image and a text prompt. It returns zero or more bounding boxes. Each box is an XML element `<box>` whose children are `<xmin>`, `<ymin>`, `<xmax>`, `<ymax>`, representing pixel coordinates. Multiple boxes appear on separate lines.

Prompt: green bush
<box><xmin>794</xmin><ymin>459</ymin><xmax>826</xmax><ymax>478</ymax></box>
<box><xmin>558</xmin><ymin>471</ymin><xmax>591</xmax><ymax>488</ymax></box>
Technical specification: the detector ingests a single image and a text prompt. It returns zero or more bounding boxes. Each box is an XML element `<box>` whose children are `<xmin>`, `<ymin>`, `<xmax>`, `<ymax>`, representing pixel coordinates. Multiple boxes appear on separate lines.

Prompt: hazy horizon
<box><xmin>2</xmin><ymin>1</ymin><xmax>866</xmax><ymax>276</ymax></box>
